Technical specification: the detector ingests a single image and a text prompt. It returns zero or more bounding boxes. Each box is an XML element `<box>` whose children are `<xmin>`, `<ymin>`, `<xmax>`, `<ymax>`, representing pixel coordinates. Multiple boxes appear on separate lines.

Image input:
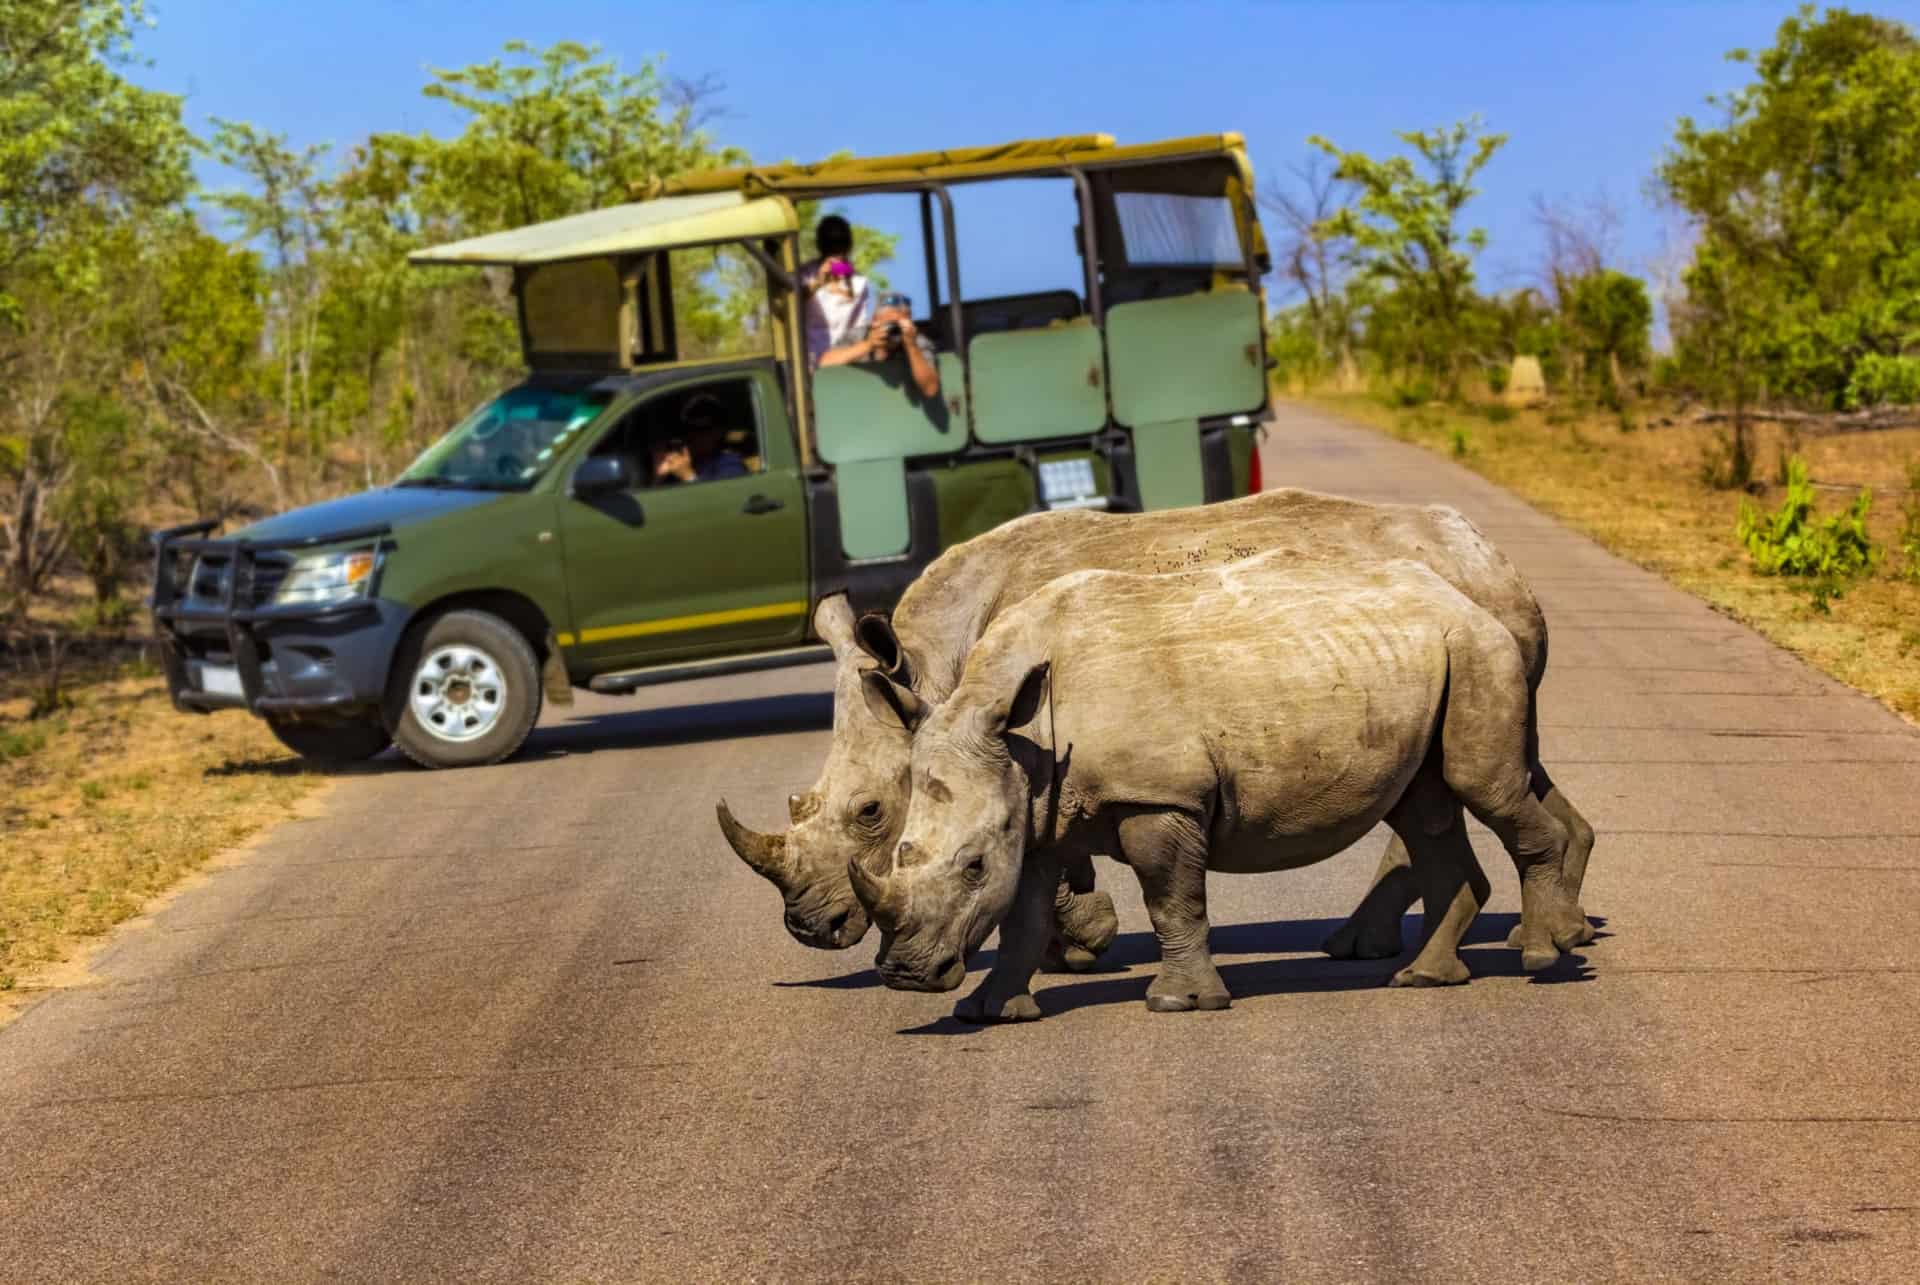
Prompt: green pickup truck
<box><xmin>149</xmin><ymin>132</ymin><xmax>1273</xmax><ymax>769</ymax></box>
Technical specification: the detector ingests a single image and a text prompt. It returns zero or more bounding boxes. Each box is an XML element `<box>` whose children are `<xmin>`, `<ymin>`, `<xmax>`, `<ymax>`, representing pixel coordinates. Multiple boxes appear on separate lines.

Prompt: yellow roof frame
<box><xmin>629</xmin><ymin>133</ymin><xmax>1250</xmax><ymax>201</ymax></box>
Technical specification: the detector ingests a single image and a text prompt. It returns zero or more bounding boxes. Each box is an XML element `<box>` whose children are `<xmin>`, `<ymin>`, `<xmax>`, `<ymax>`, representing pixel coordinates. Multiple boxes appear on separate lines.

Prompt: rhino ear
<box><xmin>853</xmin><ymin>611</ymin><xmax>911</xmax><ymax>684</ymax></box>
<box><xmin>813</xmin><ymin>592</ymin><xmax>858</xmax><ymax>658</ymax></box>
<box><xmin>997</xmin><ymin>661</ymin><xmax>1051</xmax><ymax>736</ymax></box>
<box><xmin>861</xmin><ymin>668</ymin><xmax>928</xmax><ymax>733</ymax></box>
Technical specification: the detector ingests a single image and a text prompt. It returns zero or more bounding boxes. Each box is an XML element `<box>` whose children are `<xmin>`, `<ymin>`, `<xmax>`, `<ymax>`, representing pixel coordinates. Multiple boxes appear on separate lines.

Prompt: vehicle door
<box><xmin>555</xmin><ymin>371</ymin><xmax>808</xmax><ymax>671</ymax></box>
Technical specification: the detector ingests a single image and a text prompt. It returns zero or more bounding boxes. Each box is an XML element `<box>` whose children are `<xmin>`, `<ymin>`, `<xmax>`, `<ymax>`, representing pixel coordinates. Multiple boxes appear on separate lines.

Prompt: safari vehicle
<box><xmin>149</xmin><ymin>133</ymin><xmax>1274</xmax><ymax>769</ymax></box>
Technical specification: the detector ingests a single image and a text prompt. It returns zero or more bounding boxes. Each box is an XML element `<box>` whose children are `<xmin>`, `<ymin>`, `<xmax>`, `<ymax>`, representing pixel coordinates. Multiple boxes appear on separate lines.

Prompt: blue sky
<box><xmin>134</xmin><ymin>0</ymin><xmax>1920</xmax><ymax>308</ymax></box>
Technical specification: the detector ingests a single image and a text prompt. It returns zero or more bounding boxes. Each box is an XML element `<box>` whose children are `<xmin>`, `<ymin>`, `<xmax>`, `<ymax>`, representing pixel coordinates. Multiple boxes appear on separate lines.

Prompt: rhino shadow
<box><xmin>785</xmin><ymin>913</ymin><xmax>1605</xmax><ymax>1004</ymax></box>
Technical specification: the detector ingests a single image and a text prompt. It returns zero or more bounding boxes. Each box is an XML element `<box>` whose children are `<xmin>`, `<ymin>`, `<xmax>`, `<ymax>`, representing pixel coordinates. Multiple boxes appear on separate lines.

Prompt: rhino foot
<box><xmin>1041</xmin><ymin>940</ymin><xmax>1100</xmax><ymax>973</ymax></box>
<box><xmin>954</xmin><ymin>989</ymin><xmax>1042</xmax><ymax>1024</ymax></box>
<box><xmin>1322</xmin><ymin>916</ymin><xmax>1404</xmax><ymax>961</ymax></box>
<box><xmin>1390</xmin><ymin>957</ymin><xmax>1470</xmax><ymax>988</ymax></box>
<box><xmin>1505</xmin><ymin>911</ymin><xmax>1594</xmax><ymax>952</ymax></box>
<box><xmin>1055</xmin><ymin>889</ymin><xmax>1119</xmax><ymax>958</ymax></box>
<box><xmin>1145</xmin><ymin>968</ymin><xmax>1232</xmax><ymax>1013</ymax></box>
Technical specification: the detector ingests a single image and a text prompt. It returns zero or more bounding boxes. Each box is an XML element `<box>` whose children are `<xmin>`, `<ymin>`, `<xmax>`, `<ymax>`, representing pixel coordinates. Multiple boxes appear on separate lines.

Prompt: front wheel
<box><xmin>267</xmin><ymin>715</ymin><xmax>391</xmax><ymax>765</ymax></box>
<box><xmin>388</xmin><ymin>610</ymin><xmax>542</xmax><ymax>769</ymax></box>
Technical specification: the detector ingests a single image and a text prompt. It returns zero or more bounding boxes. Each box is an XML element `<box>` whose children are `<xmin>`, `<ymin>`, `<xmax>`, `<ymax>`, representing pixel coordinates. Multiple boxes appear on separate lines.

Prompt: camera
<box><xmin>880</xmin><ymin>292</ymin><xmax>910</xmax><ymax>343</ymax></box>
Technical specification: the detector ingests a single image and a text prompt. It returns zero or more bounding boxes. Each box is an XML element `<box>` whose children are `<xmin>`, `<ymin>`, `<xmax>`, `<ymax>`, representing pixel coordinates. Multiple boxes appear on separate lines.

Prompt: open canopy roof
<box><xmin>628</xmin><ymin>132</ymin><xmax>1250</xmax><ymax>200</ymax></box>
<box><xmin>407</xmin><ymin>191</ymin><xmax>797</xmax><ymax>267</ymax></box>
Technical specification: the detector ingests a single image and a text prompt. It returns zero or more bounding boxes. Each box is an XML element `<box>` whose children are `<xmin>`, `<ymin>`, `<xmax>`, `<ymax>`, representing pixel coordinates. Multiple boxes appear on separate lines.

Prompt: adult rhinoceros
<box><xmin>853</xmin><ymin>557</ymin><xmax>1592</xmax><ymax>1020</ymax></box>
<box><xmin>717</xmin><ymin>488</ymin><xmax>1594</xmax><ymax>964</ymax></box>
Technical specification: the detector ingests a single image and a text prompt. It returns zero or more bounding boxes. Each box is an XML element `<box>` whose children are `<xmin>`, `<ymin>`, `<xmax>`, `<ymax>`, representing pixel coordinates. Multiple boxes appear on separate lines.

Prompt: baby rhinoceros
<box><xmin>850</xmin><ymin>555</ymin><xmax>1589</xmax><ymax>1021</ymax></box>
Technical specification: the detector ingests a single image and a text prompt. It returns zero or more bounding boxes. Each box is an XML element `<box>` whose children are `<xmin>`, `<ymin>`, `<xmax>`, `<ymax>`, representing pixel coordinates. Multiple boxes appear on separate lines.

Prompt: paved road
<box><xmin>5</xmin><ymin>404</ymin><xmax>1920</xmax><ymax>1282</ymax></box>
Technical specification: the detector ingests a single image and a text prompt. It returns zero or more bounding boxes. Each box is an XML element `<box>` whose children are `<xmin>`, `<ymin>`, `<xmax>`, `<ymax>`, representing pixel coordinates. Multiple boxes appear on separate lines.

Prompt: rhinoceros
<box><xmin>851</xmin><ymin>556</ymin><xmax>1592</xmax><ymax>1019</ymax></box>
<box><xmin>717</xmin><ymin>488</ymin><xmax>1594</xmax><ymax>966</ymax></box>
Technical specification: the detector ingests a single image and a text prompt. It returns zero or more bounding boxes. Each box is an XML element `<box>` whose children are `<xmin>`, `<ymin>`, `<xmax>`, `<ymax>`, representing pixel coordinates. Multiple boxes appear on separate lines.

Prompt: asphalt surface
<box><xmin>5</xmin><ymin>403</ymin><xmax>1920</xmax><ymax>1283</ymax></box>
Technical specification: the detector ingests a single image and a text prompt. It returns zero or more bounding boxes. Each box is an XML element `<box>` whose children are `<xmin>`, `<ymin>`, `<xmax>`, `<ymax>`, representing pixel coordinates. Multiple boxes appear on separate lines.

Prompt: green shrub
<box><xmin>1448</xmin><ymin>426</ymin><xmax>1472</xmax><ymax>457</ymax></box>
<box><xmin>1898</xmin><ymin>458</ymin><xmax>1920</xmax><ymax>584</ymax></box>
<box><xmin>1844</xmin><ymin>354</ymin><xmax>1920</xmax><ymax>410</ymax></box>
<box><xmin>1735</xmin><ymin>456</ymin><xmax>1878</xmax><ymax>611</ymax></box>
<box><xmin>1485</xmin><ymin>363</ymin><xmax>1511</xmax><ymax>395</ymax></box>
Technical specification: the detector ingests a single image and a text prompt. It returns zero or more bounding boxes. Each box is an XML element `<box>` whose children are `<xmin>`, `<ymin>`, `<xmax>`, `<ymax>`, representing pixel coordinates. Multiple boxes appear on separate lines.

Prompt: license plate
<box><xmin>200</xmin><ymin>664</ymin><xmax>243</xmax><ymax>698</ymax></box>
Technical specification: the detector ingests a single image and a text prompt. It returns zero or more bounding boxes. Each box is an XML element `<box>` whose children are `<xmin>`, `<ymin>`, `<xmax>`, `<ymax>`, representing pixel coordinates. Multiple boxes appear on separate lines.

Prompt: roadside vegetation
<box><xmin>1267</xmin><ymin>7</ymin><xmax>1920</xmax><ymax>720</ymax></box>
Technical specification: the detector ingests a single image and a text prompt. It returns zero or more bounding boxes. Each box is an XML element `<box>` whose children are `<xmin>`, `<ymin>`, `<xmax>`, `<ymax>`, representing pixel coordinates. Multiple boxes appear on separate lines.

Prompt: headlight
<box><xmin>274</xmin><ymin>549</ymin><xmax>378</xmax><ymax>606</ymax></box>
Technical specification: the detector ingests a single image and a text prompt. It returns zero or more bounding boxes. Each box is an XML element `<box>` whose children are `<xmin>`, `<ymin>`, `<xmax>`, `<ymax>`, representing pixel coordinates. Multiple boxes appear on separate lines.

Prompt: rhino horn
<box><xmin>847</xmin><ymin>857</ymin><xmax>901</xmax><ymax>925</ymax></box>
<box><xmin>717</xmin><ymin>799</ymin><xmax>790</xmax><ymax>882</ymax></box>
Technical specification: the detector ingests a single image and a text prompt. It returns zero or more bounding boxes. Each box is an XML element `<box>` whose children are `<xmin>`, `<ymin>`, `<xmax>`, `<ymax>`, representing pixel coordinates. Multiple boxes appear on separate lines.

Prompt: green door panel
<box><xmin>1105</xmin><ymin>290</ymin><xmax>1265</xmax><ymax>427</ymax></box>
<box><xmin>833</xmin><ymin>458</ymin><xmax>909</xmax><ymax>560</ymax></box>
<box><xmin>968</xmin><ymin>324</ymin><xmax>1106</xmax><ymax>443</ymax></box>
<box><xmin>814</xmin><ymin>354</ymin><xmax>968</xmax><ymax>561</ymax></box>
<box><xmin>930</xmin><ymin>457</ymin><xmax>1037</xmax><ymax>549</ymax></box>
<box><xmin>557</xmin><ymin>469</ymin><xmax>809</xmax><ymax>669</ymax></box>
<box><xmin>1132</xmin><ymin>418</ymin><xmax>1207</xmax><ymax>510</ymax></box>
<box><xmin>813</xmin><ymin>361</ymin><xmax>967</xmax><ymax>463</ymax></box>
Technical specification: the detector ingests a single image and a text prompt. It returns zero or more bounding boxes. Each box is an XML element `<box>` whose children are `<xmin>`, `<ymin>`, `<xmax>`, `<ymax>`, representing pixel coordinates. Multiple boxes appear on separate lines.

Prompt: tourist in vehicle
<box><xmin>819</xmin><ymin>304</ymin><xmax>942</xmax><ymax>401</ymax></box>
<box><xmin>800</xmin><ymin>215</ymin><xmax>873</xmax><ymax>361</ymax></box>
<box><xmin>802</xmin><ymin>215</ymin><xmax>942</xmax><ymax>401</ymax></box>
<box><xmin>651</xmin><ymin>392</ymin><xmax>749</xmax><ymax>484</ymax></box>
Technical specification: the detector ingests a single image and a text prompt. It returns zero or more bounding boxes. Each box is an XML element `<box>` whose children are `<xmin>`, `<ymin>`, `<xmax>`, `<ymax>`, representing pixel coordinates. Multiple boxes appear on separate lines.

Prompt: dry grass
<box><xmin>0</xmin><ymin>662</ymin><xmax>324</xmax><ymax>993</ymax></box>
<box><xmin>1304</xmin><ymin>392</ymin><xmax>1920</xmax><ymax>724</ymax></box>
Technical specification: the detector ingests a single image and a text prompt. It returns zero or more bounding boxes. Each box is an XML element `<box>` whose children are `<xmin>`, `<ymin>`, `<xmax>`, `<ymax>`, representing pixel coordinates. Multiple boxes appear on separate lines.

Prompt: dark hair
<box><xmin>815</xmin><ymin>214</ymin><xmax>852</xmax><ymax>257</ymax></box>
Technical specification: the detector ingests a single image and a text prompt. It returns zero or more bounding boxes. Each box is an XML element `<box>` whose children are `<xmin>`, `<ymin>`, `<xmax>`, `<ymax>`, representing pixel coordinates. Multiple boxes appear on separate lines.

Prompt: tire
<box><xmin>388</xmin><ymin>609</ymin><xmax>542</xmax><ymax>769</ymax></box>
<box><xmin>266</xmin><ymin>715</ymin><xmax>391</xmax><ymax>765</ymax></box>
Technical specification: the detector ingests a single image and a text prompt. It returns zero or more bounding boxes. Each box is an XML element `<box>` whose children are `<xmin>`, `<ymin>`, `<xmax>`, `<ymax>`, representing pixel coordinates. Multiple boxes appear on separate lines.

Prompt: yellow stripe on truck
<box><xmin>558</xmin><ymin>600</ymin><xmax>808</xmax><ymax>648</ymax></box>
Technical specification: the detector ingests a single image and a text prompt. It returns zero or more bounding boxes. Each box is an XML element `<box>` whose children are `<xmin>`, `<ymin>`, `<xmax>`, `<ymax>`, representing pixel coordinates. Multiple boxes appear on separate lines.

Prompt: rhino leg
<box><xmin>1049</xmin><ymin>876</ymin><xmax>1119</xmax><ymax>972</ymax></box>
<box><xmin>1385</xmin><ymin>793</ymin><xmax>1488</xmax><ymax>988</ymax></box>
<box><xmin>1440</xmin><ymin>624</ymin><xmax>1581</xmax><ymax>971</ymax></box>
<box><xmin>954</xmin><ymin>850</ymin><xmax>1059</xmax><ymax>1024</ymax></box>
<box><xmin>1121</xmin><ymin>809</ymin><xmax>1231</xmax><ymax>1013</ymax></box>
<box><xmin>1503</xmin><ymin>767</ymin><xmax>1597</xmax><ymax>950</ymax></box>
<box><xmin>1322</xmin><ymin>839</ymin><xmax>1417</xmax><ymax>960</ymax></box>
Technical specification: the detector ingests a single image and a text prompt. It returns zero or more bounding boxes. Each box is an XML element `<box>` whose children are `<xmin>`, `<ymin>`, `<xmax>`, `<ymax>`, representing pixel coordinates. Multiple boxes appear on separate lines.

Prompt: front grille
<box><xmin>187</xmin><ymin>553</ymin><xmax>293</xmax><ymax>608</ymax></box>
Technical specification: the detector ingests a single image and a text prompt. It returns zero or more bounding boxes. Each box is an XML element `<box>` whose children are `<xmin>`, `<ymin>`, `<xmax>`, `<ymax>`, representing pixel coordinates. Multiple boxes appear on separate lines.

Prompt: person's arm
<box><xmin>817</xmin><ymin>335</ymin><xmax>879</xmax><ymax>368</ymax></box>
<box><xmin>897</xmin><ymin>320</ymin><xmax>940</xmax><ymax>400</ymax></box>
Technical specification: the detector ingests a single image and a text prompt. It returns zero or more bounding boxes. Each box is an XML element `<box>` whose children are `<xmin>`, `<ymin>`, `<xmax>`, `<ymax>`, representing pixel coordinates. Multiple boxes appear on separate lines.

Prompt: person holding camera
<box><xmin>651</xmin><ymin>392</ymin><xmax>749</xmax><ymax>485</ymax></box>
<box><xmin>803</xmin><ymin>215</ymin><xmax>941</xmax><ymax>402</ymax></box>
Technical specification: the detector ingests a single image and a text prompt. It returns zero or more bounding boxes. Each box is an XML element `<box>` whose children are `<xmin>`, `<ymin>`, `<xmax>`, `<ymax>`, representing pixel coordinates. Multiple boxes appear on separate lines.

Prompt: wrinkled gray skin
<box><xmin>855</xmin><ymin>557</ymin><xmax>1595</xmax><ymax>1020</ymax></box>
<box><xmin>719</xmin><ymin>487</ymin><xmax>1595</xmax><ymax>963</ymax></box>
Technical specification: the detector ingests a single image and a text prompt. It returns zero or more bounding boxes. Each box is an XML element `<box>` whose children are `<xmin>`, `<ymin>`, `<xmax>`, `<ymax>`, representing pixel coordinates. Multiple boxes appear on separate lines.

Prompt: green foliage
<box><xmin>1844</xmin><ymin>354</ymin><xmax>1920</xmax><ymax>409</ymax></box>
<box><xmin>1660</xmin><ymin>7</ymin><xmax>1920</xmax><ymax>409</ymax></box>
<box><xmin>0</xmin><ymin>725</ymin><xmax>48</xmax><ymax>761</ymax></box>
<box><xmin>1309</xmin><ymin>118</ymin><xmax>1507</xmax><ymax>394</ymax></box>
<box><xmin>1898</xmin><ymin>458</ymin><xmax>1920</xmax><ymax>584</ymax></box>
<box><xmin>1566</xmin><ymin>270</ymin><xmax>1652</xmax><ymax>391</ymax></box>
<box><xmin>1448</xmin><ymin>425</ymin><xmax>1472</xmax><ymax>458</ymax></box>
<box><xmin>0</xmin><ymin>0</ymin><xmax>194</xmax><ymax>315</ymax></box>
<box><xmin>1736</xmin><ymin>455</ymin><xmax>1878</xmax><ymax>610</ymax></box>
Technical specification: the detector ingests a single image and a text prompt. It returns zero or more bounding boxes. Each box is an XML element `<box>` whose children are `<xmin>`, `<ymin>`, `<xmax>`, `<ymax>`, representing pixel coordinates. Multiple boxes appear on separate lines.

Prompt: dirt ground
<box><xmin>1304</xmin><ymin>392</ymin><xmax>1920</xmax><ymax>724</ymax></box>
<box><xmin>0</xmin><ymin>663</ymin><xmax>320</xmax><ymax>994</ymax></box>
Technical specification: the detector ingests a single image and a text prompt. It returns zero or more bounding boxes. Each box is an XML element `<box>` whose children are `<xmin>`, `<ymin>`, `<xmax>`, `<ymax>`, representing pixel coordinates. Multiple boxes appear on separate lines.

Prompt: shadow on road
<box><xmin>524</xmin><ymin>691</ymin><xmax>834</xmax><ymax>758</ymax></box>
<box><xmin>793</xmin><ymin>912</ymin><xmax>1601</xmax><ymax>1033</ymax></box>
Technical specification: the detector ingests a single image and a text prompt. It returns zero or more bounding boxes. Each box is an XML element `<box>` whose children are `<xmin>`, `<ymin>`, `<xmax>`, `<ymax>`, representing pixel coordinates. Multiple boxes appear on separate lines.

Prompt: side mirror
<box><xmin>571</xmin><ymin>454</ymin><xmax>633</xmax><ymax>498</ymax></box>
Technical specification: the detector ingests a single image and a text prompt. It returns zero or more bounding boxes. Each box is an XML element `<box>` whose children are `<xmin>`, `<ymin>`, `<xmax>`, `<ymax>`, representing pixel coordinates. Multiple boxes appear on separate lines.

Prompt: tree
<box><xmin>1259</xmin><ymin>154</ymin><xmax>1356</xmax><ymax>379</ymax></box>
<box><xmin>1309</xmin><ymin>117</ymin><xmax>1507</xmax><ymax>393</ymax></box>
<box><xmin>0</xmin><ymin>0</ymin><xmax>193</xmax><ymax>603</ymax></box>
<box><xmin>1658</xmin><ymin>6</ymin><xmax>1920</xmax><ymax>409</ymax></box>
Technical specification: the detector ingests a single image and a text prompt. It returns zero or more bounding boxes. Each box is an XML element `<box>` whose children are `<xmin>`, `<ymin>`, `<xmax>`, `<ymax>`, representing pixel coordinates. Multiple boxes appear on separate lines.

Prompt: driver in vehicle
<box><xmin>650</xmin><ymin>391</ymin><xmax>749</xmax><ymax>484</ymax></box>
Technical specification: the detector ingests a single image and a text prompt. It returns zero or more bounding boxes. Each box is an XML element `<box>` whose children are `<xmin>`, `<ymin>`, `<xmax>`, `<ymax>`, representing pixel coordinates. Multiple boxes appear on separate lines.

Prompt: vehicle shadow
<box><xmin>522</xmin><ymin>691</ymin><xmax>834</xmax><ymax>758</ymax></box>
<box><xmin>226</xmin><ymin>690</ymin><xmax>838</xmax><ymax>777</ymax></box>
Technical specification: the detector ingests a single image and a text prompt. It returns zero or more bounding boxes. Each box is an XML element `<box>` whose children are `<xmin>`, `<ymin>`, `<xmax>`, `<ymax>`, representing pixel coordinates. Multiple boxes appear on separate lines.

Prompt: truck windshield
<box><xmin>396</xmin><ymin>385</ymin><xmax>615</xmax><ymax>490</ymax></box>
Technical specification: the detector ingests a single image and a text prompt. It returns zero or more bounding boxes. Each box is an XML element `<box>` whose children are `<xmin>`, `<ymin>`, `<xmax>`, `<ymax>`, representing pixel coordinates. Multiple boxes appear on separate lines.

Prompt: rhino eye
<box><xmin>859</xmin><ymin>801</ymin><xmax>882</xmax><ymax>820</ymax></box>
<box><xmin>961</xmin><ymin>853</ymin><xmax>986</xmax><ymax>886</ymax></box>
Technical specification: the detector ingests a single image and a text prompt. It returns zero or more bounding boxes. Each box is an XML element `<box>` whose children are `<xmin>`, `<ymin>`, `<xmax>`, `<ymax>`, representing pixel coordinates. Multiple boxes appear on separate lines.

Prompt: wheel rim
<box><xmin>409</xmin><ymin>644</ymin><xmax>508</xmax><ymax>744</ymax></box>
